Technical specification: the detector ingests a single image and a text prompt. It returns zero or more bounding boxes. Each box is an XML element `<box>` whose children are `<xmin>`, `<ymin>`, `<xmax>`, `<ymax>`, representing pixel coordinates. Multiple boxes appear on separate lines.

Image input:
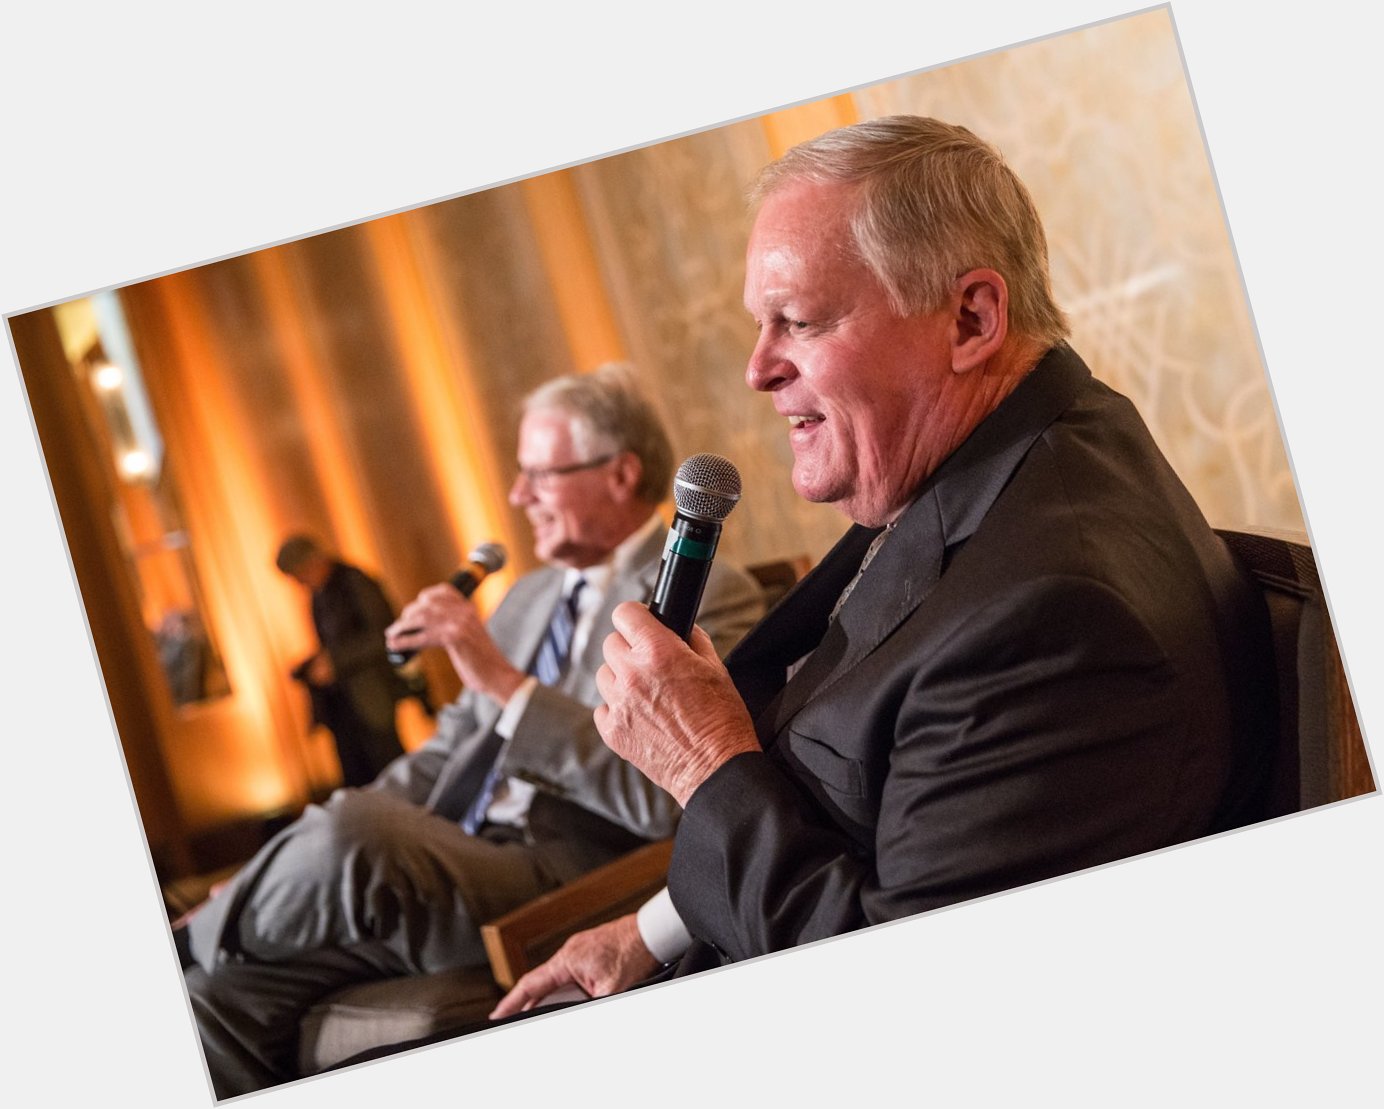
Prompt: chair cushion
<box><xmin>298</xmin><ymin>967</ymin><xmax>502</xmax><ymax>1075</ymax></box>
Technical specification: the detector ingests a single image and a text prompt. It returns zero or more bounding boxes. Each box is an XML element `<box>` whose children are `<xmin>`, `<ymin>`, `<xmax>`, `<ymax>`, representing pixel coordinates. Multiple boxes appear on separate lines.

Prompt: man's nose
<box><xmin>745</xmin><ymin>331</ymin><xmax>794</xmax><ymax>393</ymax></box>
<box><xmin>509</xmin><ymin>473</ymin><xmax>534</xmax><ymax>506</ymax></box>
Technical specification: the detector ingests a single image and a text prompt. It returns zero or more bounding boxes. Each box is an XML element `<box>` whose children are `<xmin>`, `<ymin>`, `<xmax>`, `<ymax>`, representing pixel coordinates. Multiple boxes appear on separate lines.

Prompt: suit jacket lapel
<box><xmin>569</xmin><ymin>522</ymin><xmax>666</xmax><ymax>684</ymax></box>
<box><xmin>751</xmin><ymin>344</ymin><xmax>1093</xmax><ymax>738</ymax></box>
<box><xmin>512</xmin><ymin>572</ymin><xmax>565</xmax><ymax>678</ymax></box>
<box><xmin>726</xmin><ymin>523</ymin><xmax>876</xmax><ymax>723</ymax></box>
<box><xmin>767</xmin><ymin>493</ymin><xmax>946</xmax><ymax>728</ymax></box>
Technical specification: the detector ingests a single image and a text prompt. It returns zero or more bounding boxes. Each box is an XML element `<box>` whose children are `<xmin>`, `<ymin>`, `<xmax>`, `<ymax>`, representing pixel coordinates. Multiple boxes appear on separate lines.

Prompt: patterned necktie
<box><xmin>460</xmin><ymin>576</ymin><xmax>586</xmax><ymax>833</ymax></box>
<box><xmin>829</xmin><ymin>524</ymin><xmax>894</xmax><ymax>622</ymax></box>
<box><xmin>785</xmin><ymin>527</ymin><xmax>894</xmax><ymax>685</ymax></box>
<box><xmin>530</xmin><ymin>576</ymin><xmax>585</xmax><ymax>685</ymax></box>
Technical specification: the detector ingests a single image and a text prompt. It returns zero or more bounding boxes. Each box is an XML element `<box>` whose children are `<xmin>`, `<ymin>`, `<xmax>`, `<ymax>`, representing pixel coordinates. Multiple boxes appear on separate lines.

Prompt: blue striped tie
<box><xmin>460</xmin><ymin>577</ymin><xmax>586</xmax><ymax>833</ymax></box>
<box><xmin>530</xmin><ymin>576</ymin><xmax>584</xmax><ymax>686</ymax></box>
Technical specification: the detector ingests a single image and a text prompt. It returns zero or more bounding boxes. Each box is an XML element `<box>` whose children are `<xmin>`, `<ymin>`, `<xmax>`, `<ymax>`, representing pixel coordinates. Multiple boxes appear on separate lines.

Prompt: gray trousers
<box><xmin>182</xmin><ymin>791</ymin><xmax>559</xmax><ymax>1097</ymax></box>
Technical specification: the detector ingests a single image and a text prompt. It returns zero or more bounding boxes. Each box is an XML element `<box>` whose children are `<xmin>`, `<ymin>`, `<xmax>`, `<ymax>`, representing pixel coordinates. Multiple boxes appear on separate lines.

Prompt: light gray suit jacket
<box><xmin>370</xmin><ymin>521</ymin><xmax>765</xmax><ymax>876</ymax></box>
<box><xmin>186</xmin><ymin>522</ymin><xmax>765</xmax><ymax>970</ymax></box>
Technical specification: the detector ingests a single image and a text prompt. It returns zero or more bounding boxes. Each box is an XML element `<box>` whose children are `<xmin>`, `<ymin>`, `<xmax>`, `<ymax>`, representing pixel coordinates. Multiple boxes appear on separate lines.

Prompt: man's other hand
<box><xmin>489</xmin><ymin>914</ymin><xmax>658</xmax><ymax>1020</ymax></box>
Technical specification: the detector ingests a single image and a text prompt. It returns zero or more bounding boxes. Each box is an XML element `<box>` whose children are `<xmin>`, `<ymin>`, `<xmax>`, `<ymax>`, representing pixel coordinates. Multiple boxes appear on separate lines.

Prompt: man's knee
<box><xmin>284</xmin><ymin>792</ymin><xmax>425</xmax><ymax>877</ymax></box>
<box><xmin>229</xmin><ymin>791</ymin><xmax>459</xmax><ymax>956</ymax></box>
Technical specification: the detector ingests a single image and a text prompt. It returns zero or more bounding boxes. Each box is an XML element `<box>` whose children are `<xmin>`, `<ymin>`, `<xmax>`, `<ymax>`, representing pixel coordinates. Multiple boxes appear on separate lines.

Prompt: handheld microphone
<box><xmin>649</xmin><ymin>454</ymin><xmax>742</xmax><ymax>641</ymax></box>
<box><xmin>387</xmin><ymin>541</ymin><xmax>507</xmax><ymax>666</ymax></box>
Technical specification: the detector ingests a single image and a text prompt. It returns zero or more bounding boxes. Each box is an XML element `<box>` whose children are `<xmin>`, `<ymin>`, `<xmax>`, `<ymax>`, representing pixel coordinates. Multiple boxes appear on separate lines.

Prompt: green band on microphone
<box><xmin>669</xmin><ymin>534</ymin><xmax>714</xmax><ymax>560</ymax></box>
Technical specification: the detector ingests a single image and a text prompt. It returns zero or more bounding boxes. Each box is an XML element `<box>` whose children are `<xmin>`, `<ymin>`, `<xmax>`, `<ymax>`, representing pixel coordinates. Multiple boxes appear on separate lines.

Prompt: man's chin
<box><xmin>793</xmin><ymin>475</ymin><xmax>871</xmax><ymax>524</ymax></box>
<box><xmin>528</xmin><ymin>535</ymin><xmax>556</xmax><ymax>564</ymax></box>
<box><xmin>534</xmin><ymin>537</ymin><xmax>589</xmax><ymax>569</ymax></box>
<box><xmin>791</xmin><ymin>468</ymin><xmax>841</xmax><ymax>508</ymax></box>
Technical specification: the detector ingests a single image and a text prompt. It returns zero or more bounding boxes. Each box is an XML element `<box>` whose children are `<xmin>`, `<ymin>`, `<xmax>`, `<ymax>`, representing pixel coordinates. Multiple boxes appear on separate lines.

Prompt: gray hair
<box><xmin>751</xmin><ymin>115</ymin><xmax>1069</xmax><ymax>348</ymax></box>
<box><xmin>522</xmin><ymin>363</ymin><xmax>675</xmax><ymax>503</ymax></box>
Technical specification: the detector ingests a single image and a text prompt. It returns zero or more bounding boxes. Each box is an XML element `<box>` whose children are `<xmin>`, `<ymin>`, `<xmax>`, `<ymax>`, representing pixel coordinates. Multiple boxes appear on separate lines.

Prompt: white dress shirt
<box><xmin>636</xmin><ymin>887</ymin><xmax>692</xmax><ymax>963</ymax></box>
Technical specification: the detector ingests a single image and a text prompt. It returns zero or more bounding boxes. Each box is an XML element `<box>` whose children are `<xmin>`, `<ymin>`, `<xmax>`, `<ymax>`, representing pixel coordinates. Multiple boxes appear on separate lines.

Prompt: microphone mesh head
<box><xmin>673</xmin><ymin>454</ymin><xmax>742</xmax><ymax>522</ymax></box>
<box><xmin>467</xmin><ymin>542</ymin><xmax>507</xmax><ymax>573</ymax></box>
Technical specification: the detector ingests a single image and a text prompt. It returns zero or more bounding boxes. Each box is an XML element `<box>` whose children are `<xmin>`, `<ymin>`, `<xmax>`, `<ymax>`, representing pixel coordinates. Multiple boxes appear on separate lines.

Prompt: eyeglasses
<box><xmin>514</xmin><ymin>452</ymin><xmax>618</xmax><ymax>489</ymax></box>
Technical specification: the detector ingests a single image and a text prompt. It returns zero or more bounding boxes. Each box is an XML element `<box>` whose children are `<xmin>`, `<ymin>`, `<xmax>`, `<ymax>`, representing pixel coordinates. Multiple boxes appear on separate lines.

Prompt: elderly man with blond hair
<box><xmin>492</xmin><ymin>116</ymin><xmax>1273</xmax><ymax>1013</ymax></box>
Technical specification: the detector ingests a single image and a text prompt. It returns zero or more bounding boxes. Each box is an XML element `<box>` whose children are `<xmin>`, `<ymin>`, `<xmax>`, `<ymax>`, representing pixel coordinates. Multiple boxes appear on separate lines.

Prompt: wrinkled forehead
<box><xmin>748</xmin><ymin>178</ymin><xmax>858</xmax><ymax>252</ymax></box>
<box><xmin>744</xmin><ymin>180</ymin><xmax>875</xmax><ymax>309</ymax></box>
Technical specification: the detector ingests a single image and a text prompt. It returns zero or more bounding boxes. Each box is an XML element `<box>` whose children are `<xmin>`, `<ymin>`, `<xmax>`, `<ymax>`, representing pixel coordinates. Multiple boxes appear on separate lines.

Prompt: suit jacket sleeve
<box><xmin>668</xmin><ymin>575</ymin><xmax>1194</xmax><ymax>960</ymax></box>
<box><xmin>497</xmin><ymin>561</ymin><xmax>766</xmax><ymax>839</ymax></box>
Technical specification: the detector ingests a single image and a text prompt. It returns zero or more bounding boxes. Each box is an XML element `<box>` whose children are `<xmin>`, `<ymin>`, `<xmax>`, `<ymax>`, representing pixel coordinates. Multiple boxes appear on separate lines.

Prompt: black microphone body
<box><xmin>649</xmin><ymin>511</ymin><xmax>723</xmax><ymax>641</ymax></box>
<box><xmin>387</xmin><ymin>542</ymin><xmax>506</xmax><ymax>666</ymax></box>
<box><xmin>649</xmin><ymin>454</ymin><xmax>742</xmax><ymax>642</ymax></box>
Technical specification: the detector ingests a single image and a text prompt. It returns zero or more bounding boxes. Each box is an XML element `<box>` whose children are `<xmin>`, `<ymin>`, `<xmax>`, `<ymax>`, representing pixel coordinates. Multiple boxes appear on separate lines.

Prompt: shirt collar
<box><xmin>560</xmin><ymin>510</ymin><xmax>662</xmax><ymax>598</ymax></box>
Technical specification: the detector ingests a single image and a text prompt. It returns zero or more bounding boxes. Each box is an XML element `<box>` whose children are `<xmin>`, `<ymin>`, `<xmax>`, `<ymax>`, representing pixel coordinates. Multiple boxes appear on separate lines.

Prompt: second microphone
<box><xmin>386</xmin><ymin>541</ymin><xmax>507</xmax><ymax>666</ymax></box>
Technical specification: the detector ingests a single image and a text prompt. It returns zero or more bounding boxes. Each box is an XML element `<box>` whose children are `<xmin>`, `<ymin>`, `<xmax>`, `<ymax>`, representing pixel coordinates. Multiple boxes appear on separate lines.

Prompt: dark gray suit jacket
<box><xmin>669</xmin><ymin>345</ymin><xmax>1274</xmax><ymax>966</ymax></box>
<box><xmin>309</xmin><ymin>561</ymin><xmax>407</xmax><ymax>734</ymax></box>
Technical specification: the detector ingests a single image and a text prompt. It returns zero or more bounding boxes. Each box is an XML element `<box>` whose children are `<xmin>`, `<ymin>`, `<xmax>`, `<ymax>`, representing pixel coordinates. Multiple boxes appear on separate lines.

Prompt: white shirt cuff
<box><xmin>636</xmin><ymin>887</ymin><xmax>692</xmax><ymax>964</ymax></box>
<box><xmin>494</xmin><ymin>676</ymin><xmax>538</xmax><ymax>738</ymax></box>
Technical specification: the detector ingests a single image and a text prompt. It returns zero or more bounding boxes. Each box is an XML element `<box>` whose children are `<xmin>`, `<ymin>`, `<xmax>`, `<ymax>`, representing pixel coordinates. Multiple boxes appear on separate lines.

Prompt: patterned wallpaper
<box><xmin>859</xmin><ymin>10</ymin><xmax>1299</xmax><ymax>532</ymax></box>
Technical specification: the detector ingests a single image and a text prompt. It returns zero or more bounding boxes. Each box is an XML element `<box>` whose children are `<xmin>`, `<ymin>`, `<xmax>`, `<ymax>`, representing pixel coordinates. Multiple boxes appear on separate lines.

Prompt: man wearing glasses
<box><xmin>179</xmin><ymin>364</ymin><xmax>765</xmax><ymax>1097</ymax></box>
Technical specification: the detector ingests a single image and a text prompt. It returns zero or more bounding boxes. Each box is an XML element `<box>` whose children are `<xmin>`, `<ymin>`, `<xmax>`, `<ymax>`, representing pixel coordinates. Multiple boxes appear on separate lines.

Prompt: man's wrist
<box><xmin>483</xmin><ymin>665</ymin><xmax>526</xmax><ymax>705</ymax></box>
<box><xmin>674</xmin><ymin>730</ymin><xmax>761</xmax><ymax>807</ymax></box>
<box><xmin>448</xmin><ymin>649</ymin><xmax>525</xmax><ymax>706</ymax></box>
<box><xmin>636</xmin><ymin>888</ymin><xmax>691</xmax><ymax>964</ymax></box>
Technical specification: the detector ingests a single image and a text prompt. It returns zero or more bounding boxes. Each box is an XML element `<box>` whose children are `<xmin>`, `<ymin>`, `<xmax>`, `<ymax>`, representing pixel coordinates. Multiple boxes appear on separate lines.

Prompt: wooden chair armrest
<box><xmin>481</xmin><ymin>839</ymin><xmax>674</xmax><ymax>989</ymax></box>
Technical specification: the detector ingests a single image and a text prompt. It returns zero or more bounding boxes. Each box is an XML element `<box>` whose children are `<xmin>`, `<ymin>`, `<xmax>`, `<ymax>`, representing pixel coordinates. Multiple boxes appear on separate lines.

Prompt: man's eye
<box><xmin>787</xmin><ymin>319</ymin><xmax>811</xmax><ymax>333</ymax></box>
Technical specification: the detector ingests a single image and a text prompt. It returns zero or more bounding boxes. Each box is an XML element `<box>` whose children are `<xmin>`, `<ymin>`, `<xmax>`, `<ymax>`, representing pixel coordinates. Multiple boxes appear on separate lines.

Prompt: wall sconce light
<box><xmin>118</xmin><ymin>448</ymin><xmax>154</xmax><ymax>480</ymax></box>
<box><xmin>92</xmin><ymin>361</ymin><xmax>126</xmax><ymax>393</ymax></box>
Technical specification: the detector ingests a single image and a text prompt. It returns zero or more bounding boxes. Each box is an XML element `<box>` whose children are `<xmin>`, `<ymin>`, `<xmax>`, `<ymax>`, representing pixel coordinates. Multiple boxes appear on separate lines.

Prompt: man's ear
<box><xmin>608</xmin><ymin>450</ymin><xmax>643</xmax><ymax>502</ymax></box>
<box><xmin>950</xmin><ymin>268</ymin><xmax>1009</xmax><ymax>373</ymax></box>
